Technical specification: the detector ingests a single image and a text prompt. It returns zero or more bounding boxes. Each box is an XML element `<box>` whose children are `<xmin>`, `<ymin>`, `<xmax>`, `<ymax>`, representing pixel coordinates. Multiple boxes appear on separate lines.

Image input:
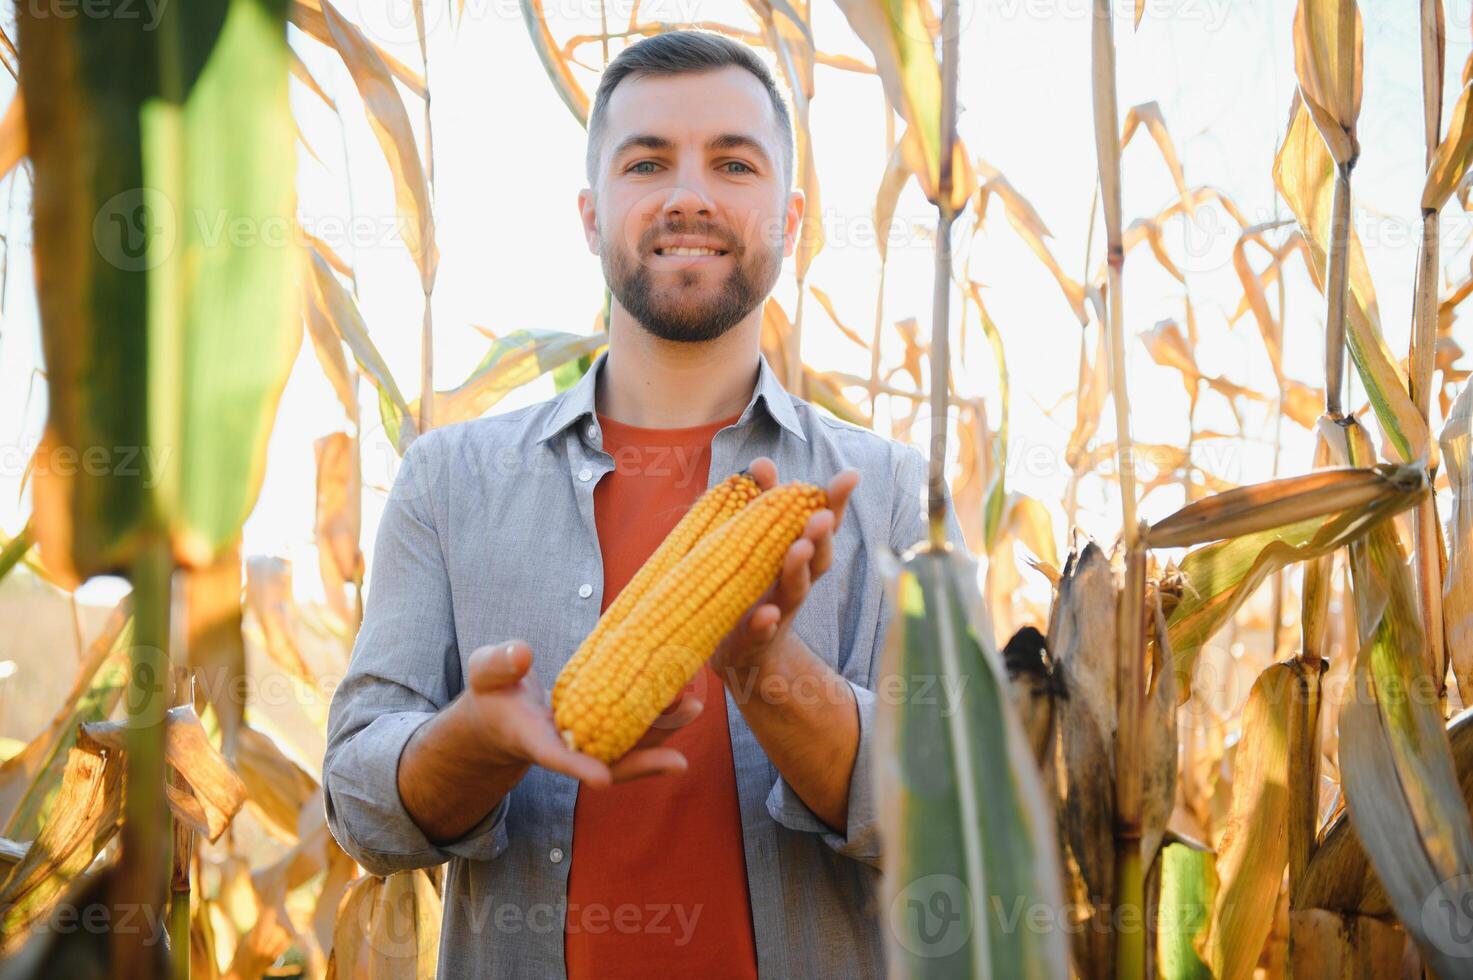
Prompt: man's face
<box><xmin>579</xmin><ymin>66</ymin><xmax>803</xmax><ymax>344</ymax></box>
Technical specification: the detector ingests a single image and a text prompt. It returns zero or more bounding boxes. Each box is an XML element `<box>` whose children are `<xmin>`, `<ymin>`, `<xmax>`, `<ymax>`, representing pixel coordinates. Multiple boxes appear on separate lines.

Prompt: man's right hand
<box><xmin>398</xmin><ymin>640</ymin><xmax>701</xmax><ymax>846</ymax></box>
<box><xmin>460</xmin><ymin>640</ymin><xmax>700</xmax><ymax>787</ymax></box>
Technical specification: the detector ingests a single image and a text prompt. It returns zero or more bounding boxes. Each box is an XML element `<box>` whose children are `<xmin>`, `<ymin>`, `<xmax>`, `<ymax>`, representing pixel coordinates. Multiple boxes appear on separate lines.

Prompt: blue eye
<box><xmin>629</xmin><ymin>161</ymin><xmax>658</xmax><ymax>174</ymax></box>
<box><xmin>725</xmin><ymin>162</ymin><xmax>754</xmax><ymax>174</ymax></box>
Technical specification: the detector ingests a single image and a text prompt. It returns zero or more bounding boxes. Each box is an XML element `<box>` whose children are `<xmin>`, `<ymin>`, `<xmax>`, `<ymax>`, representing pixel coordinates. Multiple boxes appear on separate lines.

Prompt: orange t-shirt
<box><xmin>564</xmin><ymin>410</ymin><xmax>759</xmax><ymax>980</ymax></box>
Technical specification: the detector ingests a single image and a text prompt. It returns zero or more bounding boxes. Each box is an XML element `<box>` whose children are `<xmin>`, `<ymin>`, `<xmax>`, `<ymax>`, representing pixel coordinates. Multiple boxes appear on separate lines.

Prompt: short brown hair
<box><xmin>585</xmin><ymin>30</ymin><xmax>796</xmax><ymax>192</ymax></box>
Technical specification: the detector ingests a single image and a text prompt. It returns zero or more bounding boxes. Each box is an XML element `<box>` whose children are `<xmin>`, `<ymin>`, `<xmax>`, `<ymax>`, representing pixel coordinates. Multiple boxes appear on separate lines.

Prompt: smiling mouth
<box><xmin>653</xmin><ymin>246</ymin><xmax>729</xmax><ymax>257</ymax></box>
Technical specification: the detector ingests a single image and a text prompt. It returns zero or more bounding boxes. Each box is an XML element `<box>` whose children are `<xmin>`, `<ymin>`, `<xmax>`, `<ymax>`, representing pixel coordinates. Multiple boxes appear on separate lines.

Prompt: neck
<box><xmin>596</xmin><ymin>306</ymin><xmax>764</xmax><ymax>428</ymax></box>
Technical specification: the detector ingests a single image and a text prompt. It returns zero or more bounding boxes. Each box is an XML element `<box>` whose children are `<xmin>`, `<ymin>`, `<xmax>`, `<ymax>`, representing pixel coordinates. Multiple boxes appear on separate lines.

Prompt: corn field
<box><xmin>2</xmin><ymin>0</ymin><xmax>1473</xmax><ymax>976</ymax></box>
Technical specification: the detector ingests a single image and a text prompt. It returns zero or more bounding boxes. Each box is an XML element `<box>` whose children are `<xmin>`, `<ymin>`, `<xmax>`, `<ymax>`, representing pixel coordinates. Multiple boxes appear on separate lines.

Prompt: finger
<box><xmin>778</xmin><ymin>538</ymin><xmax>814</xmax><ymax>610</ymax></box>
<box><xmin>827</xmin><ymin>469</ymin><xmax>860</xmax><ymax>528</ymax></box>
<box><xmin>467</xmin><ymin>641</ymin><xmax>533</xmax><ymax>693</ymax></box>
<box><xmin>610</xmin><ymin>747</ymin><xmax>689</xmax><ymax>783</ymax></box>
<box><xmin>637</xmin><ymin>696</ymin><xmax>704</xmax><ymax>745</ymax></box>
<box><xmin>807</xmin><ymin>510</ymin><xmax>836</xmax><ymax>577</ymax></box>
<box><xmin>526</xmin><ymin>734</ymin><xmax>614</xmax><ymax>788</ymax></box>
<box><xmin>744</xmin><ymin>457</ymin><xmax>778</xmax><ymax>491</ymax></box>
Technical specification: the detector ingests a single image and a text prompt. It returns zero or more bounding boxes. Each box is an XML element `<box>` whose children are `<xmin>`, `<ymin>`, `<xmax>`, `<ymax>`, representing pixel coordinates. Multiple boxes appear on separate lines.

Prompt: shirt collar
<box><xmin>536</xmin><ymin>346</ymin><xmax>807</xmax><ymax>446</ymax></box>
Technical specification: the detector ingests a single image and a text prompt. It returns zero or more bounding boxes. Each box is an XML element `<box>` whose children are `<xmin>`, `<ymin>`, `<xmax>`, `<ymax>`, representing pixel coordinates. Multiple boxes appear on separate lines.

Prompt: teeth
<box><xmin>660</xmin><ymin>247</ymin><xmax>724</xmax><ymax>257</ymax></box>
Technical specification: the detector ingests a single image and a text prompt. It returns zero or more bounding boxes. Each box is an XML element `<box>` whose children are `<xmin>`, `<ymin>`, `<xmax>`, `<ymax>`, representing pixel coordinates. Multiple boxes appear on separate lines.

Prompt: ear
<box><xmin>578</xmin><ymin>187</ymin><xmax>600</xmax><ymax>255</ymax></box>
<box><xmin>782</xmin><ymin>187</ymin><xmax>805</xmax><ymax>259</ymax></box>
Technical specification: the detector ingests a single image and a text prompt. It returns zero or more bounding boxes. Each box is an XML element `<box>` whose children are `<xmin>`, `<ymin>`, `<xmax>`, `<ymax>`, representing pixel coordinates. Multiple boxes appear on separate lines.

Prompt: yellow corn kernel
<box><xmin>553</xmin><ymin>481</ymin><xmax>828</xmax><ymax>763</ymax></box>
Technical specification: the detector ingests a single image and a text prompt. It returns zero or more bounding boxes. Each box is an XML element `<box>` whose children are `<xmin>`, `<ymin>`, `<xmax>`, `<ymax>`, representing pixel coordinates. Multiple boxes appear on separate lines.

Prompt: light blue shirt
<box><xmin>322</xmin><ymin>348</ymin><xmax>967</xmax><ymax>978</ymax></box>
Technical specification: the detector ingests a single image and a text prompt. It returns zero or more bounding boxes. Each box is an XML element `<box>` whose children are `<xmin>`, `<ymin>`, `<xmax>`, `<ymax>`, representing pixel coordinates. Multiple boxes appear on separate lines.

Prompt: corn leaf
<box><xmin>287</xmin><ymin>0</ymin><xmax>426</xmax><ymax>98</ymax></box>
<box><xmin>1199</xmin><ymin>660</ymin><xmax>1307</xmax><ymax>980</ymax></box>
<box><xmin>1292</xmin><ymin>0</ymin><xmax>1363</xmax><ymax>165</ymax></box>
<box><xmin>876</xmin><ymin>546</ymin><xmax>1068</xmax><ymax>978</ymax></box>
<box><xmin>1157</xmin><ymin>841</ymin><xmax>1215</xmax><ymax>980</ymax></box>
<box><xmin>1337</xmin><ymin>420</ymin><xmax>1473</xmax><ymax>976</ymax></box>
<box><xmin>0</xmin><ymin>735</ymin><xmax>124</xmax><ymax>951</ymax></box>
<box><xmin>1273</xmin><ymin>91</ymin><xmax>1428</xmax><ymax>462</ymax></box>
<box><xmin>328</xmin><ymin>870</ymin><xmax>443</xmax><ymax>979</ymax></box>
<box><xmin>306</xmin><ymin>246</ymin><xmax>416</xmax><ymax>452</ymax></box>
<box><xmin>1147</xmin><ymin>464</ymin><xmax>1424</xmax><ymax>549</ymax></box>
<box><xmin>1444</xmin><ymin>381</ymin><xmax>1473</xmax><ymax>706</ymax></box>
<box><xmin>320</xmin><ymin>0</ymin><xmax>437</xmax><ymax>291</ymax></box>
<box><xmin>408</xmin><ymin>329</ymin><xmax>607</xmax><ymax>426</ymax></box>
<box><xmin>0</xmin><ymin>93</ymin><xmax>25</xmax><ymax>181</ymax></box>
<box><xmin>1164</xmin><ymin>480</ymin><xmax>1419</xmax><ymax>702</ymax></box>
<box><xmin>23</xmin><ymin>0</ymin><xmax>299</xmax><ymax>575</ymax></box>
<box><xmin>518</xmin><ymin>0</ymin><xmax>589</xmax><ymax>127</ymax></box>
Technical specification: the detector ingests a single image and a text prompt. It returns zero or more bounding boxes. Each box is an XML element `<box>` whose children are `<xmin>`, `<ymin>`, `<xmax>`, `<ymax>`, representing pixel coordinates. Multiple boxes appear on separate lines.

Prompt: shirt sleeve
<box><xmin>765</xmin><ymin>443</ymin><xmax>967</xmax><ymax>868</ymax></box>
<box><xmin>322</xmin><ymin>431</ymin><xmax>511</xmax><ymax>875</ymax></box>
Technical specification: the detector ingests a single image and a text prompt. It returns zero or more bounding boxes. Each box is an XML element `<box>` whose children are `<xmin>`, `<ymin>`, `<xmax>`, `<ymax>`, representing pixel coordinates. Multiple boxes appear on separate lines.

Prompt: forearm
<box><xmin>722</xmin><ymin>633</ymin><xmax>859</xmax><ymax>833</ymax></box>
<box><xmin>398</xmin><ymin>696</ymin><xmax>527</xmax><ymax>845</ymax></box>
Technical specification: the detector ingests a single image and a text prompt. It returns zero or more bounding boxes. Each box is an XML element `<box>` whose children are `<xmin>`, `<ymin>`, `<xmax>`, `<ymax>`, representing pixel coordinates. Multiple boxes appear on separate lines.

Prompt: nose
<box><xmin>659</xmin><ymin>166</ymin><xmax>715</xmax><ymax>225</ymax></box>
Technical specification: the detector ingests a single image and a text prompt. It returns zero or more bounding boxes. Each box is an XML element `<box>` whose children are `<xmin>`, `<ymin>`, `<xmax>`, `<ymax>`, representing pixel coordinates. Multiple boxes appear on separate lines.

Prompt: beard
<box><xmin>599</xmin><ymin>222</ymin><xmax>781</xmax><ymax>344</ymax></box>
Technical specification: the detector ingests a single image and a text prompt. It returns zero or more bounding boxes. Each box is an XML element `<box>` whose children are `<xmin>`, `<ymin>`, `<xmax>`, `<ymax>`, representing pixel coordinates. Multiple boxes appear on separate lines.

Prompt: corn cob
<box><xmin>553</xmin><ymin>481</ymin><xmax>828</xmax><ymax>763</ymax></box>
<box><xmin>551</xmin><ymin>472</ymin><xmax>761</xmax><ymax>706</ymax></box>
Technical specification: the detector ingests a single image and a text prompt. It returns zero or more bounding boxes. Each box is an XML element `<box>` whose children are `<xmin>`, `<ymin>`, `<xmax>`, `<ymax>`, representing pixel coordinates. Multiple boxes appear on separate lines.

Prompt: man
<box><xmin>323</xmin><ymin>29</ymin><xmax>965</xmax><ymax>979</ymax></box>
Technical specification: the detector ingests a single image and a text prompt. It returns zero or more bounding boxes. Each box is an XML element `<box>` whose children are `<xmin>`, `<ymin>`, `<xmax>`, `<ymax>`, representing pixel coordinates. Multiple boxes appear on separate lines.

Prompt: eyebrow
<box><xmin>610</xmin><ymin>133</ymin><xmax>773</xmax><ymax>169</ymax></box>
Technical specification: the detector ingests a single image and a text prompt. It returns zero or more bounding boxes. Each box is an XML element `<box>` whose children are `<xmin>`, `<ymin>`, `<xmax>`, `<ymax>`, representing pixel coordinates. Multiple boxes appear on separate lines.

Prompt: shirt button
<box><xmin>578</xmin><ymin>467</ymin><xmax>593</xmax><ymax>482</ymax></box>
<box><xmin>549</xmin><ymin>847</ymin><xmax>565</xmax><ymax>864</ymax></box>
<box><xmin>587</xmin><ymin>425</ymin><xmax>597</xmax><ymax>439</ymax></box>
<box><xmin>578</xmin><ymin>583</ymin><xmax>593</xmax><ymax>599</ymax></box>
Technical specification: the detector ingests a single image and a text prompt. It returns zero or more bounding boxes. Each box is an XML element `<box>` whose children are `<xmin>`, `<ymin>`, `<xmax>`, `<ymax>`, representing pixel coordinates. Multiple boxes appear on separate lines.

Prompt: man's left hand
<box><xmin>710</xmin><ymin>458</ymin><xmax>860</xmax><ymax>676</ymax></box>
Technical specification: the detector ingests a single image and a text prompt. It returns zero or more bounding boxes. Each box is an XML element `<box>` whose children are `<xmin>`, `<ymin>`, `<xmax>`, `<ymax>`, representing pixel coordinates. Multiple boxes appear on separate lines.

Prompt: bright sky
<box><xmin>1</xmin><ymin>0</ymin><xmax>1469</xmax><ymax>614</ymax></box>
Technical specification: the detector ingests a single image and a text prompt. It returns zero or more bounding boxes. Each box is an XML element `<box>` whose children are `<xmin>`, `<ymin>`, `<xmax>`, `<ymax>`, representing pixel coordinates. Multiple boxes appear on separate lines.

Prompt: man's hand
<box><xmin>459</xmin><ymin>640</ymin><xmax>700</xmax><ymax>787</ymax></box>
<box><xmin>711</xmin><ymin>458</ymin><xmax>859</xmax><ymax>675</ymax></box>
<box><xmin>398</xmin><ymin>640</ymin><xmax>701</xmax><ymax>845</ymax></box>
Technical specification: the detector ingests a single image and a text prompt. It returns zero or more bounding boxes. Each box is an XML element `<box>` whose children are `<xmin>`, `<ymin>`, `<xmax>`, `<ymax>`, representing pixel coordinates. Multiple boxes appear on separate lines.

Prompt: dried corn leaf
<box><xmin>301</xmin><ymin>255</ymin><xmax>359</xmax><ymax>423</ymax></box>
<box><xmin>808</xmin><ymin>285</ymin><xmax>869</xmax><ymax>351</ymax></box>
<box><xmin>1147</xmin><ymin>463</ymin><xmax>1424</xmax><ymax>550</ymax></box>
<box><xmin>1120</xmin><ymin>102</ymin><xmax>1192</xmax><ymax>219</ymax></box>
<box><xmin>306</xmin><ymin>247</ymin><xmax>416</xmax><ymax>453</ymax></box>
<box><xmin>289</xmin><ymin>47</ymin><xmax>336</xmax><ymax>113</ymax></box>
<box><xmin>408</xmin><ymin>329</ymin><xmax>606</xmax><ymax>427</ymax></box>
<box><xmin>315</xmin><ymin>432</ymin><xmax>363</xmax><ymax>626</ymax></box>
<box><xmin>328</xmin><ymin>870</ymin><xmax>442</xmax><ymax>980</ymax></box>
<box><xmin>1287</xmin><ymin>909</ymin><xmax>1407</xmax><ymax>977</ymax></box>
<box><xmin>288</xmin><ymin>0</ymin><xmax>426</xmax><ymax>99</ymax></box>
<box><xmin>519</xmin><ymin>0</ymin><xmax>589</xmax><ymax>127</ymax></box>
<box><xmin>1164</xmin><ymin>472</ymin><xmax>1419</xmax><ymax>703</ymax></box>
<box><xmin>1425</xmin><ymin>81</ymin><xmax>1473</xmax><ymax>210</ymax></box>
<box><xmin>874</xmin><ymin>130</ymin><xmax>910</xmax><ymax>264</ymax></box>
<box><xmin>1274</xmin><ymin>90</ymin><xmax>1428</xmax><ymax>463</ymax></box>
<box><xmin>321</xmin><ymin>0</ymin><xmax>436</xmax><ymax>291</ymax></box>
<box><xmin>0</xmin><ymin>598</ymin><xmax>131</xmax><ymax>839</ymax></box>
<box><xmin>1198</xmin><ymin>660</ymin><xmax>1307</xmax><ymax>980</ymax></box>
<box><xmin>234</xmin><ymin>725</ymin><xmax>320</xmax><ymax>842</ymax></box>
<box><xmin>831</xmin><ymin>0</ymin><xmax>969</xmax><ymax>210</ymax></box>
<box><xmin>1337</xmin><ymin>419</ymin><xmax>1473</xmax><ymax>977</ymax></box>
<box><xmin>973</xmin><ymin>164</ymin><xmax>1087</xmax><ymax>324</ymax></box>
<box><xmin>0</xmin><ymin>735</ymin><xmax>123</xmax><ymax>950</ymax></box>
<box><xmin>1292</xmin><ymin>0</ymin><xmax>1363</xmax><ymax>165</ymax></box>
<box><xmin>1140</xmin><ymin>598</ymin><xmax>1178</xmax><ymax>874</ymax></box>
<box><xmin>83</xmin><ymin>705</ymin><xmax>246</xmax><ymax>843</ymax></box>
<box><xmin>0</xmin><ymin>93</ymin><xmax>24</xmax><ymax>182</ymax></box>
<box><xmin>185</xmin><ymin>543</ymin><xmax>246</xmax><ymax>755</ymax></box>
<box><xmin>1443</xmin><ymin>381</ymin><xmax>1473</xmax><ymax>706</ymax></box>
<box><xmin>246</xmin><ymin>555</ymin><xmax>315</xmax><ymax>683</ymax></box>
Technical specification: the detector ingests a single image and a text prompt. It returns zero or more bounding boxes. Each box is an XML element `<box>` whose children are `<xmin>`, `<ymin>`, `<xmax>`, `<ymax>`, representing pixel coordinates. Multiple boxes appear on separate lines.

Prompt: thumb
<box><xmin>468</xmin><ymin>641</ymin><xmax>533</xmax><ymax>692</ymax></box>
